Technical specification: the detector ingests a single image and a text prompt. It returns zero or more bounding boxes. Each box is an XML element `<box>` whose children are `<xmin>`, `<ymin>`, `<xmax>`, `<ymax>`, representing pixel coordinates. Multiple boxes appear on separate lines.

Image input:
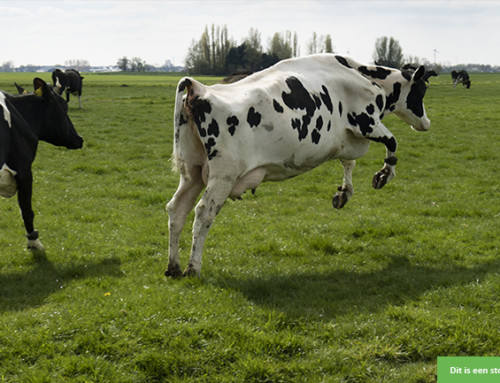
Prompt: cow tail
<box><xmin>171</xmin><ymin>77</ymin><xmax>193</xmax><ymax>176</ymax></box>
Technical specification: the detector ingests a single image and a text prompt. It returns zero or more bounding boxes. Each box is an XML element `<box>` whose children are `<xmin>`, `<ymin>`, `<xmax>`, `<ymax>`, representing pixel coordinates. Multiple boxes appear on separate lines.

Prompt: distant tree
<box><xmin>307</xmin><ymin>33</ymin><xmax>334</xmax><ymax>55</ymax></box>
<box><xmin>1</xmin><ymin>61</ymin><xmax>14</xmax><ymax>72</ymax></box>
<box><xmin>307</xmin><ymin>32</ymin><xmax>319</xmax><ymax>55</ymax></box>
<box><xmin>268</xmin><ymin>31</ymin><xmax>298</xmax><ymax>60</ymax></box>
<box><xmin>117</xmin><ymin>56</ymin><xmax>129</xmax><ymax>71</ymax></box>
<box><xmin>324</xmin><ymin>34</ymin><xmax>333</xmax><ymax>53</ymax></box>
<box><xmin>244</xmin><ymin>28</ymin><xmax>262</xmax><ymax>52</ymax></box>
<box><xmin>130</xmin><ymin>57</ymin><xmax>147</xmax><ymax>72</ymax></box>
<box><xmin>185</xmin><ymin>24</ymin><xmax>234</xmax><ymax>75</ymax></box>
<box><xmin>64</xmin><ymin>59</ymin><xmax>90</xmax><ymax>71</ymax></box>
<box><xmin>373</xmin><ymin>36</ymin><xmax>404</xmax><ymax>68</ymax></box>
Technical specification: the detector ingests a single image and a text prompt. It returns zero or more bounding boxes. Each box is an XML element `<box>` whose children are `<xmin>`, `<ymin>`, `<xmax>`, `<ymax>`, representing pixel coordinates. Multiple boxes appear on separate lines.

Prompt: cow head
<box><xmin>33</xmin><ymin>78</ymin><xmax>83</xmax><ymax>149</ymax></box>
<box><xmin>393</xmin><ymin>66</ymin><xmax>431</xmax><ymax>132</ymax></box>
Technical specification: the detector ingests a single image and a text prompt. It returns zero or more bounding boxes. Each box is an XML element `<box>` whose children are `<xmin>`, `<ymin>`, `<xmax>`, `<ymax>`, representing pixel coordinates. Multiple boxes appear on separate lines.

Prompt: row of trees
<box><xmin>185</xmin><ymin>25</ymin><xmax>334</xmax><ymax>75</ymax></box>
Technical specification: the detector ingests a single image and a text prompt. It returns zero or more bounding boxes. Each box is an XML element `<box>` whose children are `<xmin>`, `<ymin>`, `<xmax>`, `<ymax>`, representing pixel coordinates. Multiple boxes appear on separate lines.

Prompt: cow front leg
<box><xmin>364</xmin><ymin>122</ymin><xmax>398</xmax><ymax>189</ymax></box>
<box><xmin>332</xmin><ymin>159</ymin><xmax>355</xmax><ymax>209</ymax></box>
<box><xmin>16</xmin><ymin>172</ymin><xmax>44</xmax><ymax>252</ymax></box>
<box><xmin>184</xmin><ymin>180</ymin><xmax>233</xmax><ymax>277</ymax></box>
<box><xmin>372</xmin><ymin>155</ymin><xmax>398</xmax><ymax>189</ymax></box>
<box><xmin>166</xmin><ymin>171</ymin><xmax>205</xmax><ymax>278</ymax></box>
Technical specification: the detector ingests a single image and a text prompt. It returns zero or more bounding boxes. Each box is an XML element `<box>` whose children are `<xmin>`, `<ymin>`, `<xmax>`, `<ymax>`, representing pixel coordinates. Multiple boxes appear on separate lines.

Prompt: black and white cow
<box><xmin>451</xmin><ymin>70</ymin><xmax>471</xmax><ymax>89</ymax></box>
<box><xmin>167</xmin><ymin>54</ymin><xmax>431</xmax><ymax>277</ymax></box>
<box><xmin>52</xmin><ymin>69</ymin><xmax>84</xmax><ymax>108</ymax></box>
<box><xmin>0</xmin><ymin>78</ymin><xmax>83</xmax><ymax>251</ymax></box>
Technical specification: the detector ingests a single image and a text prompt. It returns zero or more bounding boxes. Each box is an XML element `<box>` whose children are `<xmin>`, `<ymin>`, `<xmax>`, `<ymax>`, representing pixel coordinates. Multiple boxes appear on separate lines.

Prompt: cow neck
<box><xmin>9</xmin><ymin>94</ymin><xmax>44</xmax><ymax>137</ymax></box>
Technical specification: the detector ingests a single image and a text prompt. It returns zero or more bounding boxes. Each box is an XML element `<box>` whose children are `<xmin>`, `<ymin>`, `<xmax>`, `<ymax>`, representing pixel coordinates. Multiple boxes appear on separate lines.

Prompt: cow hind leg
<box><xmin>166</xmin><ymin>170</ymin><xmax>205</xmax><ymax>277</ymax></box>
<box><xmin>183</xmin><ymin>178</ymin><xmax>235</xmax><ymax>277</ymax></box>
<box><xmin>332</xmin><ymin>159</ymin><xmax>355</xmax><ymax>209</ymax></box>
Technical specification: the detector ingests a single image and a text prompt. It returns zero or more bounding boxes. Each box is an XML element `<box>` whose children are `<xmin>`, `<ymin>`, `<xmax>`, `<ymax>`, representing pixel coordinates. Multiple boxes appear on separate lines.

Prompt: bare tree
<box><xmin>373</xmin><ymin>36</ymin><xmax>404</xmax><ymax>68</ymax></box>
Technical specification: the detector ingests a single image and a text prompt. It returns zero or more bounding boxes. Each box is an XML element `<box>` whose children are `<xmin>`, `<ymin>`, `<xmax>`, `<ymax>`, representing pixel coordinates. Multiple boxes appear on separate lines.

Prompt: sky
<box><xmin>1</xmin><ymin>0</ymin><xmax>499</xmax><ymax>68</ymax></box>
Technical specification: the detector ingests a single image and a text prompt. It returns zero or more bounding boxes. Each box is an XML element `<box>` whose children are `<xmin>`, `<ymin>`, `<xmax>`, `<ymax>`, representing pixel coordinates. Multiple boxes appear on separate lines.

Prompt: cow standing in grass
<box><xmin>167</xmin><ymin>54</ymin><xmax>431</xmax><ymax>277</ymax></box>
<box><xmin>52</xmin><ymin>69</ymin><xmax>84</xmax><ymax>108</ymax></box>
<box><xmin>451</xmin><ymin>70</ymin><xmax>471</xmax><ymax>89</ymax></box>
<box><xmin>0</xmin><ymin>78</ymin><xmax>83</xmax><ymax>251</ymax></box>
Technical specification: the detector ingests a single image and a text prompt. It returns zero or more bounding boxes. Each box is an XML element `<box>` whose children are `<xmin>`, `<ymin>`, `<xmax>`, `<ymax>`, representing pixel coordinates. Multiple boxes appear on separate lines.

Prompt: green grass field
<box><xmin>0</xmin><ymin>70</ymin><xmax>498</xmax><ymax>382</ymax></box>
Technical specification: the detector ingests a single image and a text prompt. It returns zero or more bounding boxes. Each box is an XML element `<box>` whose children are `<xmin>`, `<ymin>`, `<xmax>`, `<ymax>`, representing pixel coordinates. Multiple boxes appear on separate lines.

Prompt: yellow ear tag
<box><xmin>34</xmin><ymin>87</ymin><xmax>44</xmax><ymax>97</ymax></box>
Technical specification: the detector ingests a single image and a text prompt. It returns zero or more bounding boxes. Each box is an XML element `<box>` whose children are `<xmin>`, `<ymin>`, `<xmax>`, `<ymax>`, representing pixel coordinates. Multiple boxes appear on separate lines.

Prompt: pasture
<box><xmin>0</xmin><ymin>70</ymin><xmax>498</xmax><ymax>382</ymax></box>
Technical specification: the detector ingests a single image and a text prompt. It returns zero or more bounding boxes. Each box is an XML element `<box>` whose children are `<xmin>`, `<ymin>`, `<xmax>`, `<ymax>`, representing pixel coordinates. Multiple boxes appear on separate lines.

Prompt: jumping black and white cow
<box><xmin>167</xmin><ymin>54</ymin><xmax>431</xmax><ymax>277</ymax></box>
<box><xmin>52</xmin><ymin>69</ymin><xmax>84</xmax><ymax>108</ymax></box>
<box><xmin>451</xmin><ymin>70</ymin><xmax>471</xmax><ymax>88</ymax></box>
<box><xmin>0</xmin><ymin>78</ymin><xmax>83</xmax><ymax>251</ymax></box>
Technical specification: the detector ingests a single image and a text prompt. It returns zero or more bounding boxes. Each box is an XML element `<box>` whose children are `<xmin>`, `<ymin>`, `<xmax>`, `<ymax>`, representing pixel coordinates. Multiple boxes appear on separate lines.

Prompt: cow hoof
<box><xmin>332</xmin><ymin>192</ymin><xmax>348</xmax><ymax>209</ymax></box>
<box><xmin>27</xmin><ymin>239</ymin><xmax>45</xmax><ymax>253</ymax></box>
<box><xmin>164</xmin><ymin>264</ymin><xmax>183</xmax><ymax>278</ymax></box>
<box><xmin>182</xmin><ymin>265</ymin><xmax>200</xmax><ymax>278</ymax></box>
<box><xmin>372</xmin><ymin>169</ymin><xmax>391</xmax><ymax>189</ymax></box>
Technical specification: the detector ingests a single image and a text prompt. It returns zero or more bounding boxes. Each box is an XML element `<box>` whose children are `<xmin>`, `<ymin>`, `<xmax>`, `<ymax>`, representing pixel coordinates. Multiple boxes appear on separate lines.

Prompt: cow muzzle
<box><xmin>412</xmin><ymin>117</ymin><xmax>431</xmax><ymax>132</ymax></box>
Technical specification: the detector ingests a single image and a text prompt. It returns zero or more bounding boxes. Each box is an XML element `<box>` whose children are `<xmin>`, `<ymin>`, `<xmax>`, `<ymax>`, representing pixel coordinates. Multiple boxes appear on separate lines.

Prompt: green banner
<box><xmin>438</xmin><ymin>357</ymin><xmax>500</xmax><ymax>382</ymax></box>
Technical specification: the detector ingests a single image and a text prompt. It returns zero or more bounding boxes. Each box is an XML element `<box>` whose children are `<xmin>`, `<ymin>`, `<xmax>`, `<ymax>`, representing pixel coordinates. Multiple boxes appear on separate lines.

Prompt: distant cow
<box><xmin>52</xmin><ymin>69</ymin><xmax>84</xmax><ymax>108</ymax></box>
<box><xmin>0</xmin><ymin>78</ymin><xmax>83</xmax><ymax>251</ymax></box>
<box><xmin>166</xmin><ymin>54</ymin><xmax>431</xmax><ymax>277</ymax></box>
<box><xmin>451</xmin><ymin>70</ymin><xmax>471</xmax><ymax>88</ymax></box>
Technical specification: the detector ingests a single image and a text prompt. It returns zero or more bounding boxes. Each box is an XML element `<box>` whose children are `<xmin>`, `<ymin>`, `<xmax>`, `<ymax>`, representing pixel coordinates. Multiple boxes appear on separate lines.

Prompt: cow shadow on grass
<box><xmin>0</xmin><ymin>251</ymin><xmax>122</xmax><ymax>312</ymax></box>
<box><xmin>211</xmin><ymin>255</ymin><xmax>499</xmax><ymax>320</ymax></box>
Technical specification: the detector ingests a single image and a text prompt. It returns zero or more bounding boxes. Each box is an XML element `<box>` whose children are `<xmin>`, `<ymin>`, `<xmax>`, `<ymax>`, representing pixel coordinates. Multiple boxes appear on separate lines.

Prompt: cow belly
<box><xmin>0</xmin><ymin>164</ymin><xmax>17</xmax><ymax>198</ymax></box>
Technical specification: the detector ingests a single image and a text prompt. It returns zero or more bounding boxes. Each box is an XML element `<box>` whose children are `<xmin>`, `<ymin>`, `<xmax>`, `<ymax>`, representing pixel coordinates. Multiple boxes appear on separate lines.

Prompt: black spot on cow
<box><xmin>335</xmin><ymin>56</ymin><xmax>352</xmax><ymax>68</ymax></box>
<box><xmin>366</xmin><ymin>104</ymin><xmax>375</xmax><ymax>115</ymax></box>
<box><xmin>291</xmin><ymin>118</ymin><xmax>308</xmax><ymax>141</ymax></box>
<box><xmin>178</xmin><ymin>78</ymin><xmax>192</xmax><ymax>93</ymax></box>
<box><xmin>247</xmin><ymin>107</ymin><xmax>262</xmax><ymax>128</ymax></box>
<box><xmin>316</xmin><ymin>116</ymin><xmax>323</xmax><ymax>131</ymax></box>
<box><xmin>313</xmin><ymin>94</ymin><xmax>322</xmax><ymax>109</ymax></box>
<box><xmin>311</xmin><ymin>115</ymin><xmax>324</xmax><ymax>144</ymax></box>
<box><xmin>207</xmin><ymin>119</ymin><xmax>219</xmax><ymax>137</ymax></box>
<box><xmin>311</xmin><ymin>129</ymin><xmax>321</xmax><ymax>144</ymax></box>
<box><xmin>204</xmin><ymin>137</ymin><xmax>218</xmax><ymax>160</ymax></box>
<box><xmin>179</xmin><ymin>112</ymin><xmax>188</xmax><ymax>126</ymax></box>
<box><xmin>358</xmin><ymin>66</ymin><xmax>392</xmax><ymax>80</ymax></box>
<box><xmin>198</xmin><ymin>126</ymin><xmax>207</xmax><ymax>137</ymax></box>
<box><xmin>227</xmin><ymin>115</ymin><xmax>239</xmax><ymax>136</ymax></box>
<box><xmin>327</xmin><ymin>120</ymin><xmax>331</xmax><ymax>132</ymax></box>
<box><xmin>368</xmin><ymin>136</ymin><xmax>397</xmax><ymax>153</ymax></box>
<box><xmin>282</xmin><ymin>77</ymin><xmax>316</xmax><ymax>117</ymax></box>
<box><xmin>338</xmin><ymin>101</ymin><xmax>343</xmax><ymax>117</ymax></box>
<box><xmin>191</xmin><ymin>98</ymin><xmax>212</xmax><ymax>131</ymax></box>
<box><xmin>282</xmin><ymin>76</ymin><xmax>317</xmax><ymax>141</ymax></box>
<box><xmin>401</xmin><ymin>70</ymin><xmax>412</xmax><ymax>81</ymax></box>
<box><xmin>273</xmin><ymin>99</ymin><xmax>284</xmax><ymax>113</ymax></box>
<box><xmin>406</xmin><ymin>80</ymin><xmax>427</xmax><ymax>118</ymax></box>
<box><xmin>320</xmin><ymin>85</ymin><xmax>333</xmax><ymax>114</ymax></box>
<box><xmin>376</xmin><ymin>95</ymin><xmax>384</xmax><ymax>111</ymax></box>
<box><xmin>385</xmin><ymin>82</ymin><xmax>401</xmax><ymax>112</ymax></box>
<box><xmin>347</xmin><ymin>112</ymin><xmax>375</xmax><ymax>136</ymax></box>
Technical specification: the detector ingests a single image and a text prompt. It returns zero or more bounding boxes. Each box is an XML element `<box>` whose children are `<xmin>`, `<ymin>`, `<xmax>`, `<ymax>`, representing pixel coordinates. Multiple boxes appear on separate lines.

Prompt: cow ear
<box><xmin>33</xmin><ymin>78</ymin><xmax>49</xmax><ymax>98</ymax></box>
<box><xmin>412</xmin><ymin>66</ymin><xmax>426</xmax><ymax>82</ymax></box>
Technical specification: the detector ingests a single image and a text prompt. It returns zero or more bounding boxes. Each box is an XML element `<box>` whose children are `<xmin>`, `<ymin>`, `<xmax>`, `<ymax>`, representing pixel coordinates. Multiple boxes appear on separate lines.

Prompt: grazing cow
<box><xmin>0</xmin><ymin>78</ymin><xmax>83</xmax><ymax>251</ymax></box>
<box><xmin>451</xmin><ymin>70</ymin><xmax>471</xmax><ymax>88</ymax></box>
<box><xmin>167</xmin><ymin>54</ymin><xmax>431</xmax><ymax>277</ymax></box>
<box><xmin>52</xmin><ymin>69</ymin><xmax>84</xmax><ymax>108</ymax></box>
